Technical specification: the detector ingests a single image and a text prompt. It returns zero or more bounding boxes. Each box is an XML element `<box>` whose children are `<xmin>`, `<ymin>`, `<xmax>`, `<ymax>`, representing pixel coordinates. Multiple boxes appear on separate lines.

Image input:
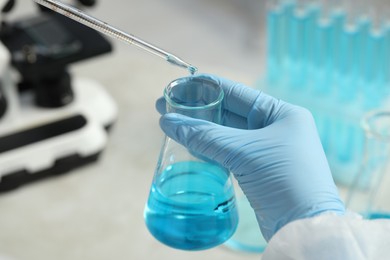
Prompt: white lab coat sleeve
<box><xmin>262</xmin><ymin>212</ymin><xmax>390</xmax><ymax>260</ymax></box>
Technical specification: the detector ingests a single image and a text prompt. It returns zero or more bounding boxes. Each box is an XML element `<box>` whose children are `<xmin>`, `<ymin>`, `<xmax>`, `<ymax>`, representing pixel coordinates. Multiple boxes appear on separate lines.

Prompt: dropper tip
<box><xmin>167</xmin><ymin>55</ymin><xmax>198</xmax><ymax>75</ymax></box>
<box><xmin>188</xmin><ymin>66</ymin><xmax>198</xmax><ymax>75</ymax></box>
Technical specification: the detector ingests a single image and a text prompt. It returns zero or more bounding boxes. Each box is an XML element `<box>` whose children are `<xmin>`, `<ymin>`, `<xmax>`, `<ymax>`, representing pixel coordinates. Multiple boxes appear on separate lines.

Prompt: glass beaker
<box><xmin>346</xmin><ymin>110</ymin><xmax>390</xmax><ymax>219</ymax></box>
<box><xmin>144</xmin><ymin>76</ymin><xmax>239</xmax><ymax>251</ymax></box>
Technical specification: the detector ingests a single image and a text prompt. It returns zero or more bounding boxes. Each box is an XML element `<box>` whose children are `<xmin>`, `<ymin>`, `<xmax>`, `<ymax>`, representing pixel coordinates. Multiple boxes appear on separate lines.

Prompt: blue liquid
<box><xmin>287</xmin><ymin>7</ymin><xmax>310</xmax><ymax>88</ymax></box>
<box><xmin>338</xmin><ymin>24</ymin><xmax>360</xmax><ymax>101</ymax></box>
<box><xmin>303</xmin><ymin>4</ymin><xmax>320</xmax><ymax>66</ymax></box>
<box><xmin>365</xmin><ymin>31</ymin><xmax>386</xmax><ymax>84</ymax></box>
<box><xmin>366</xmin><ymin>212</ymin><xmax>390</xmax><ymax>220</ymax></box>
<box><xmin>331</xmin><ymin>10</ymin><xmax>346</xmax><ymax>68</ymax></box>
<box><xmin>288</xmin><ymin>5</ymin><xmax>320</xmax><ymax>88</ymax></box>
<box><xmin>266</xmin><ymin>6</ymin><xmax>284</xmax><ymax>84</ymax></box>
<box><xmin>384</xmin><ymin>27</ymin><xmax>390</xmax><ymax>85</ymax></box>
<box><xmin>144</xmin><ymin>161</ymin><xmax>238</xmax><ymax>250</ymax></box>
<box><xmin>334</xmin><ymin>122</ymin><xmax>359</xmax><ymax>163</ymax></box>
<box><xmin>266</xmin><ymin>1</ymin><xmax>295</xmax><ymax>85</ymax></box>
<box><xmin>356</xmin><ymin>17</ymin><xmax>371</xmax><ymax>79</ymax></box>
<box><xmin>313</xmin><ymin>19</ymin><xmax>335</xmax><ymax>94</ymax></box>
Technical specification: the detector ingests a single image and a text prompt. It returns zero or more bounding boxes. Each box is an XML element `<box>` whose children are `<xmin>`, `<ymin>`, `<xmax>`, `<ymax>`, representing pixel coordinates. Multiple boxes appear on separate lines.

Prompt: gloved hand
<box><xmin>156</xmin><ymin>74</ymin><xmax>345</xmax><ymax>241</ymax></box>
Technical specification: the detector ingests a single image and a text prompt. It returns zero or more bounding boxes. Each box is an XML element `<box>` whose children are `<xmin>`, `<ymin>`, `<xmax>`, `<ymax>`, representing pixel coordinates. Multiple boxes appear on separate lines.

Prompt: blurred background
<box><xmin>0</xmin><ymin>1</ymin><xmax>267</xmax><ymax>260</ymax></box>
<box><xmin>1</xmin><ymin>0</ymin><xmax>390</xmax><ymax>259</ymax></box>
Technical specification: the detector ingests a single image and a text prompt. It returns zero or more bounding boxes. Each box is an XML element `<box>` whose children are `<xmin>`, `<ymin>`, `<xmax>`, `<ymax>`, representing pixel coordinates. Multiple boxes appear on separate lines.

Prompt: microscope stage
<box><xmin>0</xmin><ymin>77</ymin><xmax>117</xmax><ymax>192</ymax></box>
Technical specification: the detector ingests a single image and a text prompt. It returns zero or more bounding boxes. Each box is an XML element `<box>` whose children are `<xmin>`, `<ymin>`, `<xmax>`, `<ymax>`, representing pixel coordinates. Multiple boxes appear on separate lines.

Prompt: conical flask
<box><xmin>346</xmin><ymin>110</ymin><xmax>390</xmax><ymax>219</ymax></box>
<box><xmin>144</xmin><ymin>76</ymin><xmax>239</xmax><ymax>250</ymax></box>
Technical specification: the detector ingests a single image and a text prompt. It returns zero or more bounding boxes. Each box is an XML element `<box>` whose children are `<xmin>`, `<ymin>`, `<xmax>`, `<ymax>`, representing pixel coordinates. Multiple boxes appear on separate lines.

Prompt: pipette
<box><xmin>33</xmin><ymin>0</ymin><xmax>198</xmax><ymax>75</ymax></box>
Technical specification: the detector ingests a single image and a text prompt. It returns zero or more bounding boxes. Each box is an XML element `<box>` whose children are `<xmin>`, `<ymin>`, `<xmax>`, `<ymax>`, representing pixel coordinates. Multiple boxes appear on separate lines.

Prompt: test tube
<box><xmin>382</xmin><ymin>2</ymin><xmax>390</xmax><ymax>100</ymax></box>
<box><xmin>355</xmin><ymin>14</ymin><xmax>372</xmax><ymax>104</ymax></box>
<box><xmin>286</xmin><ymin>0</ymin><xmax>309</xmax><ymax>88</ymax></box>
<box><xmin>339</xmin><ymin>30</ymin><xmax>360</xmax><ymax>101</ymax></box>
<box><xmin>266</xmin><ymin>0</ymin><xmax>284</xmax><ymax>85</ymax></box>
<box><xmin>383</xmin><ymin>5</ymin><xmax>390</xmax><ymax>87</ymax></box>
<box><xmin>330</xmin><ymin>2</ymin><xmax>347</xmax><ymax>91</ymax></box>
<box><xmin>323</xmin><ymin>0</ymin><xmax>349</xmax><ymax>95</ymax></box>
<box><xmin>365</xmin><ymin>31</ymin><xmax>386</xmax><ymax>106</ymax></box>
<box><xmin>276</xmin><ymin>0</ymin><xmax>297</xmax><ymax>87</ymax></box>
<box><xmin>311</xmin><ymin>0</ymin><xmax>342</xmax><ymax>94</ymax></box>
<box><xmin>374</xmin><ymin>4</ymin><xmax>390</xmax><ymax>95</ymax></box>
<box><xmin>383</xmin><ymin>25</ymin><xmax>390</xmax><ymax>88</ymax></box>
<box><xmin>384</xmin><ymin>26</ymin><xmax>390</xmax><ymax>91</ymax></box>
<box><xmin>293</xmin><ymin>0</ymin><xmax>321</xmax><ymax>89</ymax></box>
<box><xmin>303</xmin><ymin>1</ymin><xmax>321</xmax><ymax>79</ymax></box>
<box><xmin>332</xmin><ymin>0</ymin><xmax>367</xmax><ymax>169</ymax></box>
<box><xmin>361</xmin><ymin>4</ymin><xmax>388</xmax><ymax>108</ymax></box>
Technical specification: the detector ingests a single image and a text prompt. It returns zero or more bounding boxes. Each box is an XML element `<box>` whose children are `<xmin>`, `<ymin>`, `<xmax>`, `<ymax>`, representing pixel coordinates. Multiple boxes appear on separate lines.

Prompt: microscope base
<box><xmin>0</xmin><ymin>77</ymin><xmax>117</xmax><ymax>192</ymax></box>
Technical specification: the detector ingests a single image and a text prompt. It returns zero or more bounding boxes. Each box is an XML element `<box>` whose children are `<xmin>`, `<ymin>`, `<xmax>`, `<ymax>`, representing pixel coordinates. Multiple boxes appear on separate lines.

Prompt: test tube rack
<box><xmin>260</xmin><ymin>0</ymin><xmax>390</xmax><ymax>187</ymax></box>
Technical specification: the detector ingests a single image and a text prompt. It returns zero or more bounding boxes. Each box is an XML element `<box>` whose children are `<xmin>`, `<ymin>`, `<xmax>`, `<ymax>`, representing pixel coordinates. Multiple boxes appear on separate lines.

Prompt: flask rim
<box><xmin>164</xmin><ymin>76</ymin><xmax>224</xmax><ymax>111</ymax></box>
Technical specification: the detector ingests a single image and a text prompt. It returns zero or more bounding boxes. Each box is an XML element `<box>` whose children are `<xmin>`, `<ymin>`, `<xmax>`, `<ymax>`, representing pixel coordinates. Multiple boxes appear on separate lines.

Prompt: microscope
<box><xmin>0</xmin><ymin>0</ymin><xmax>117</xmax><ymax>192</ymax></box>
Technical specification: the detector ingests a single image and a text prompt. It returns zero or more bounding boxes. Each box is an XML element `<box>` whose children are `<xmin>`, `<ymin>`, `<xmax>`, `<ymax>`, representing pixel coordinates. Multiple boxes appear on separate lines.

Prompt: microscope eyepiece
<box><xmin>2</xmin><ymin>0</ymin><xmax>15</xmax><ymax>13</ymax></box>
<box><xmin>77</xmin><ymin>0</ymin><xmax>96</xmax><ymax>7</ymax></box>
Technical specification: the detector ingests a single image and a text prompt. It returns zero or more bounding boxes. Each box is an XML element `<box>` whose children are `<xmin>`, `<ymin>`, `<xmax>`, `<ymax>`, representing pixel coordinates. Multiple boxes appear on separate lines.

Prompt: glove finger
<box><xmin>193</xmin><ymin>74</ymin><xmax>261</xmax><ymax>118</ymax></box>
<box><xmin>155</xmin><ymin>97</ymin><xmax>166</xmax><ymax>115</ymax></box>
<box><xmin>222</xmin><ymin>110</ymin><xmax>248</xmax><ymax>129</ymax></box>
<box><xmin>195</xmin><ymin>74</ymin><xmax>285</xmax><ymax>129</ymax></box>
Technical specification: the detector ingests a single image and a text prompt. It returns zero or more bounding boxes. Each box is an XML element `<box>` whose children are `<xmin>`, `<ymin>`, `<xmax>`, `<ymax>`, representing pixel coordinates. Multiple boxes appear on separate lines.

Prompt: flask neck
<box><xmin>164</xmin><ymin>76</ymin><xmax>224</xmax><ymax>123</ymax></box>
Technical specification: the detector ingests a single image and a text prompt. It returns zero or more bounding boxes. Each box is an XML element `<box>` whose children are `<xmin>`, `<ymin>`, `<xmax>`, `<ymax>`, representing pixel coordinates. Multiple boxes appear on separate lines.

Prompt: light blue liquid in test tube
<box><xmin>333</xmin><ymin>12</ymin><xmax>376</xmax><ymax>169</ymax></box>
<box><xmin>312</xmin><ymin>18</ymin><xmax>335</xmax><ymax>94</ymax></box>
<box><xmin>337</xmin><ymin>23</ymin><xmax>360</xmax><ymax>101</ymax></box>
<box><xmin>330</xmin><ymin>9</ymin><xmax>347</xmax><ymax>80</ymax></box>
<box><xmin>287</xmin><ymin>4</ymin><xmax>310</xmax><ymax>88</ymax></box>
<box><xmin>279</xmin><ymin>0</ymin><xmax>296</xmax><ymax>82</ymax></box>
<box><xmin>383</xmin><ymin>24</ymin><xmax>390</xmax><ymax>86</ymax></box>
<box><xmin>266</xmin><ymin>0</ymin><xmax>296</xmax><ymax>88</ymax></box>
<box><xmin>303</xmin><ymin>3</ymin><xmax>321</xmax><ymax>78</ymax></box>
<box><xmin>266</xmin><ymin>0</ymin><xmax>284</xmax><ymax>84</ymax></box>
<box><xmin>368</xmin><ymin>30</ymin><xmax>386</xmax><ymax>82</ymax></box>
<box><xmin>367</xmin><ymin>29</ymin><xmax>387</xmax><ymax>106</ymax></box>
<box><xmin>335</xmin><ymin>18</ymin><xmax>371</xmax><ymax>167</ymax></box>
<box><xmin>375</xmin><ymin>24</ymin><xmax>389</xmax><ymax>91</ymax></box>
<box><xmin>315</xmin><ymin>9</ymin><xmax>346</xmax><ymax>96</ymax></box>
<box><xmin>354</xmin><ymin>16</ymin><xmax>372</xmax><ymax>102</ymax></box>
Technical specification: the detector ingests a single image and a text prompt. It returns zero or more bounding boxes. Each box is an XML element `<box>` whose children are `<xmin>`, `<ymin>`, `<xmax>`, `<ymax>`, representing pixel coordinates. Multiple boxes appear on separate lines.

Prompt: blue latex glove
<box><xmin>156</xmin><ymin>74</ymin><xmax>345</xmax><ymax>241</ymax></box>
